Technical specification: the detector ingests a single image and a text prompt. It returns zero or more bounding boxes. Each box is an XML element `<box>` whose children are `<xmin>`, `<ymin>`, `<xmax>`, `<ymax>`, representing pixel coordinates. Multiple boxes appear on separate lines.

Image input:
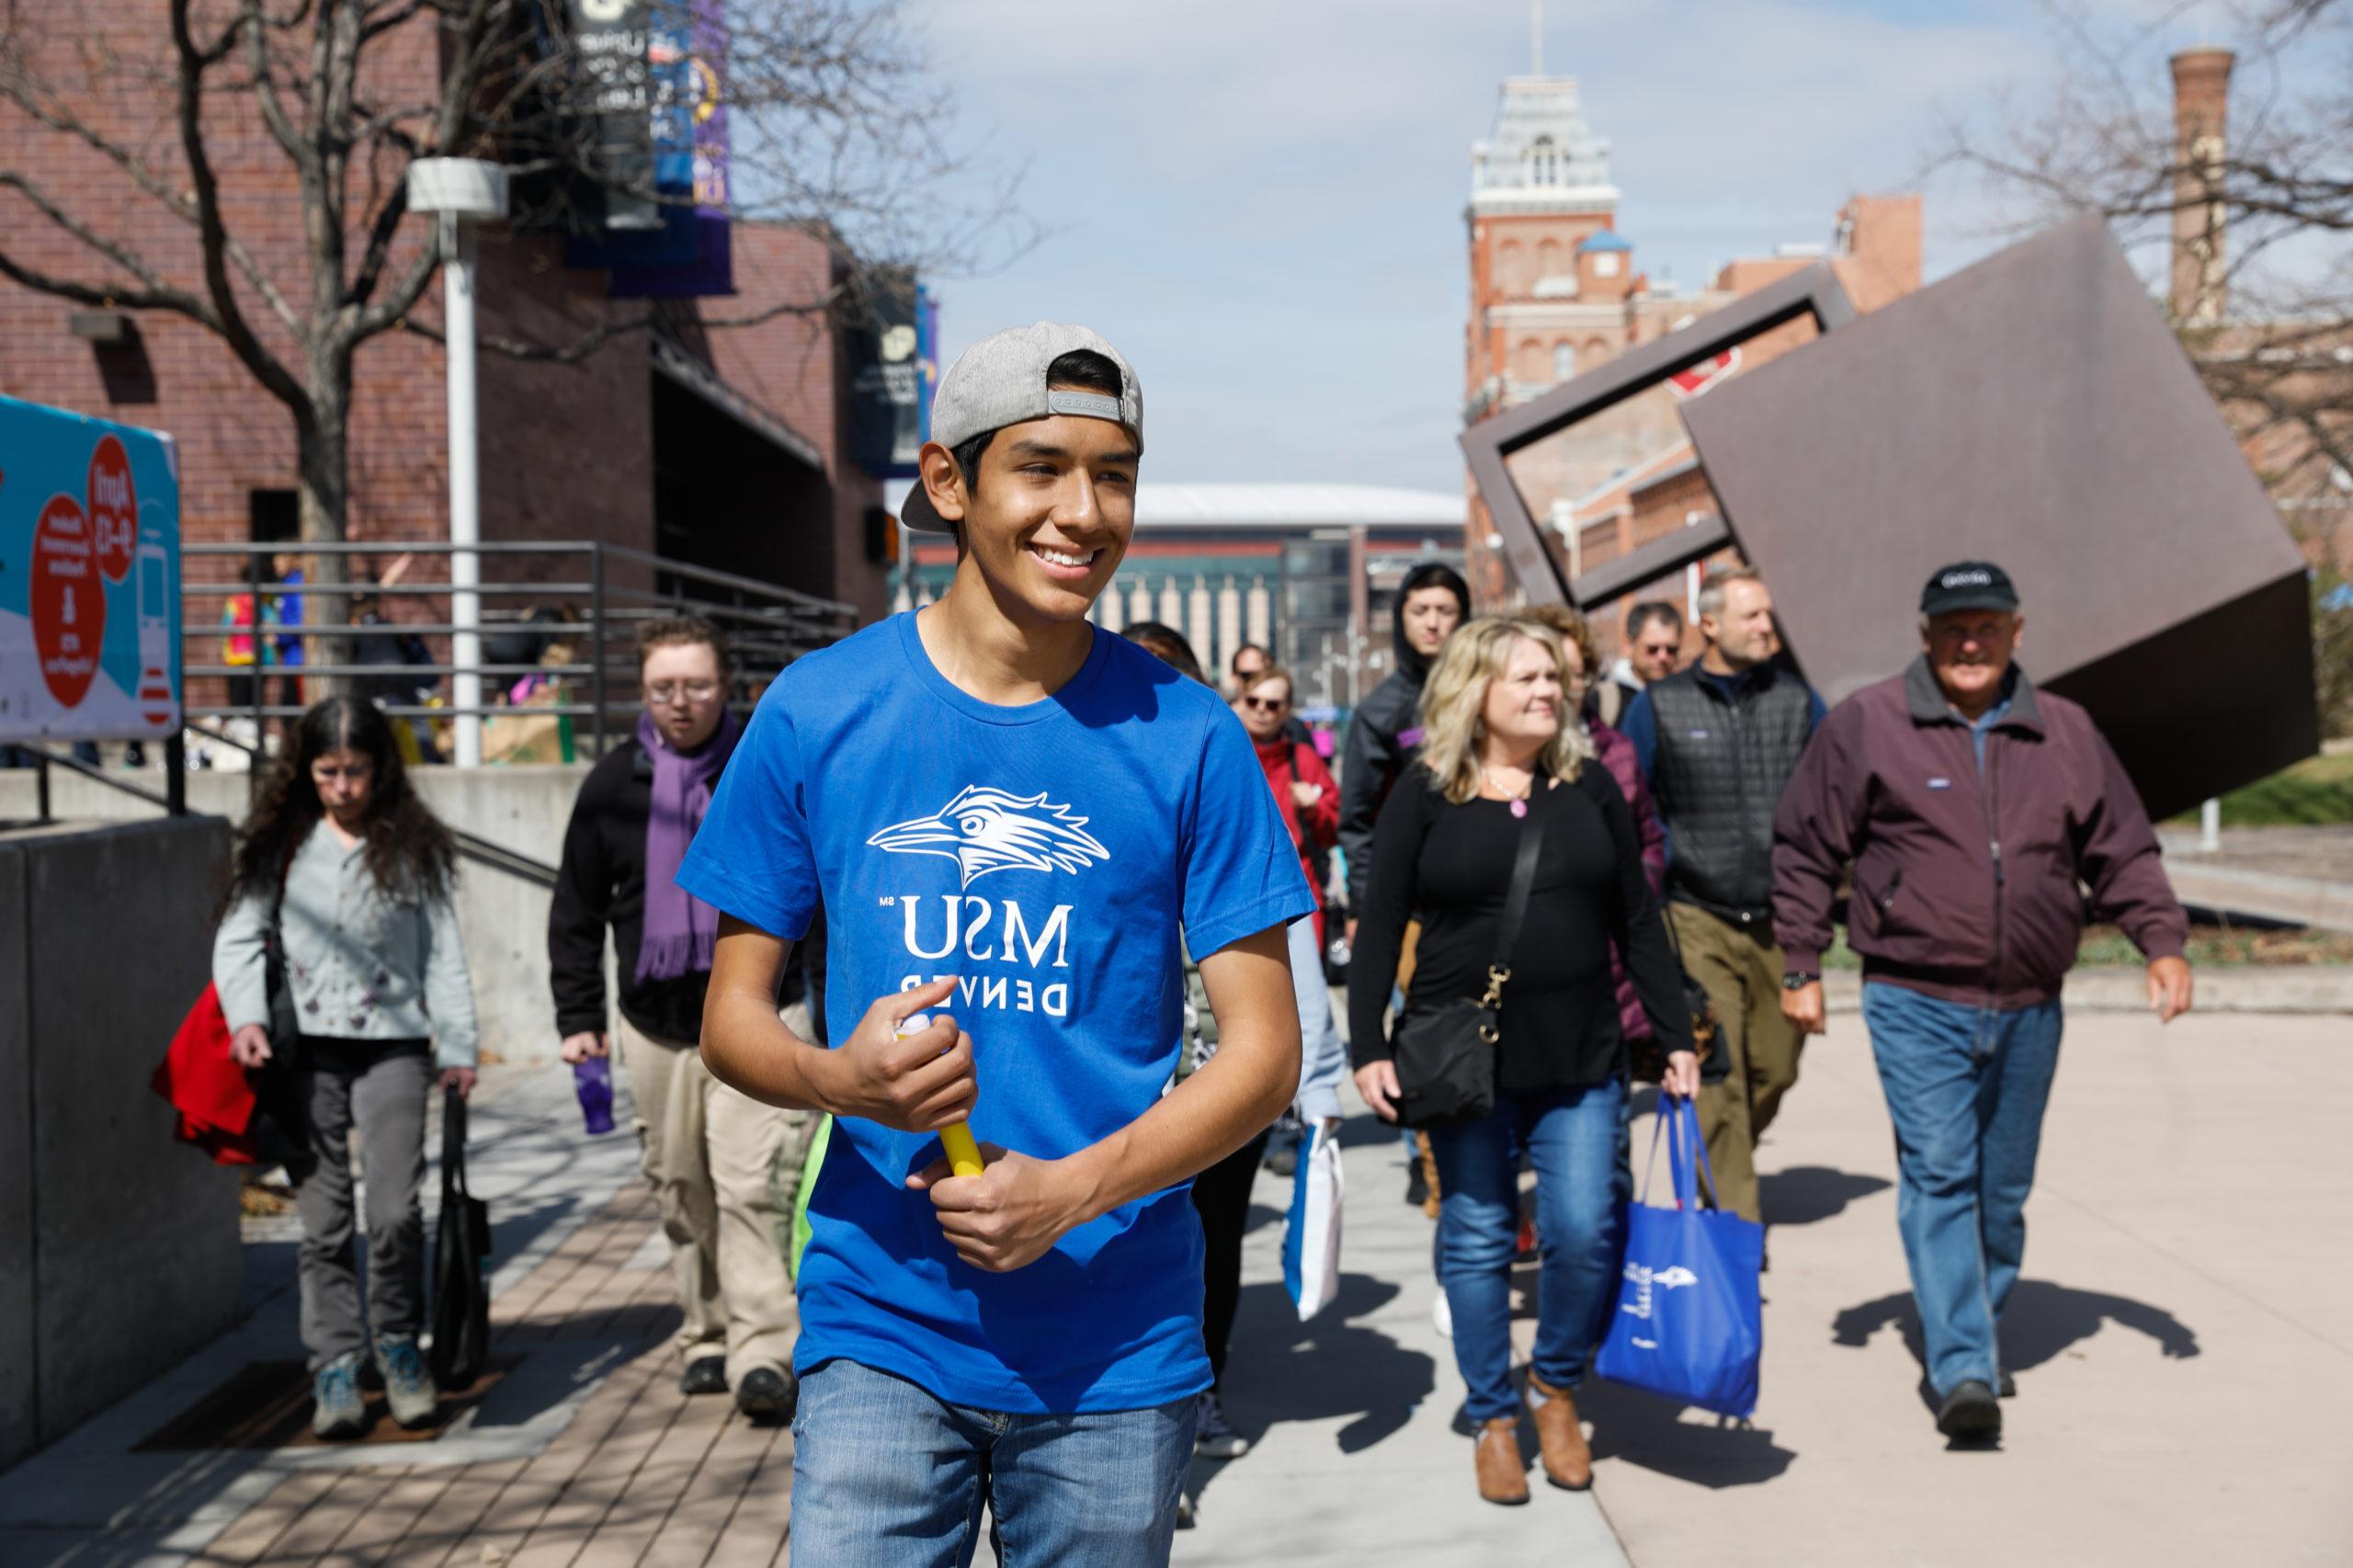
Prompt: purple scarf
<box><xmin>635</xmin><ymin>706</ymin><xmax>743</xmax><ymax>984</ymax></box>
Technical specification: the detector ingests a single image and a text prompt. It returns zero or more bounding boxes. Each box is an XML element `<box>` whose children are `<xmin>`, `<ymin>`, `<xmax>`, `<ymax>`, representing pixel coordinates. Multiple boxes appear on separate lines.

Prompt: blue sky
<box><xmin>903</xmin><ymin>0</ymin><xmax>2246</xmax><ymax>494</ymax></box>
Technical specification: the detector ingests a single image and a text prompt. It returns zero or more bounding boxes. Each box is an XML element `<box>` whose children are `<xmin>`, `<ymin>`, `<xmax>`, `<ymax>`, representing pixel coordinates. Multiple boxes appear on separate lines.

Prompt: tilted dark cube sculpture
<box><xmin>1463</xmin><ymin>214</ymin><xmax>2316</xmax><ymax>821</ymax></box>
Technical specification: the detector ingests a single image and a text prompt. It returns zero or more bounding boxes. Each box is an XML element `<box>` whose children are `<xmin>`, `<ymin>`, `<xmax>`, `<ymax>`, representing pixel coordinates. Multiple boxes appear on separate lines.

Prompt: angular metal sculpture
<box><xmin>1461</xmin><ymin>264</ymin><xmax>1857</xmax><ymax>608</ymax></box>
<box><xmin>1462</xmin><ymin>214</ymin><xmax>2317</xmax><ymax>820</ymax></box>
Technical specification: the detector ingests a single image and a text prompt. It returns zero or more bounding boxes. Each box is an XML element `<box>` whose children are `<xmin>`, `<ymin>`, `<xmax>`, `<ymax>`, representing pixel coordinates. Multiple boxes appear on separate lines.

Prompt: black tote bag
<box><xmin>244</xmin><ymin>866</ymin><xmax>313</xmax><ymax>1168</ymax></box>
<box><xmin>428</xmin><ymin>1084</ymin><xmax>494</xmax><ymax>1387</ymax></box>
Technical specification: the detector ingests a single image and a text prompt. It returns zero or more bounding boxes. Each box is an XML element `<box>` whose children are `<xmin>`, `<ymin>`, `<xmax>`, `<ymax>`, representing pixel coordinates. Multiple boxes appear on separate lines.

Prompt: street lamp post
<box><xmin>406</xmin><ymin>158</ymin><xmax>509</xmax><ymax>767</ymax></box>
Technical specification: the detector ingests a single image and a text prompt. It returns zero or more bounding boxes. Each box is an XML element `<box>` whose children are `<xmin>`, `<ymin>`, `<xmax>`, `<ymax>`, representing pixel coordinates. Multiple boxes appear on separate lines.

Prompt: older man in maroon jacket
<box><xmin>1773</xmin><ymin>561</ymin><xmax>2193</xmax><ymax>1444</ymax></box>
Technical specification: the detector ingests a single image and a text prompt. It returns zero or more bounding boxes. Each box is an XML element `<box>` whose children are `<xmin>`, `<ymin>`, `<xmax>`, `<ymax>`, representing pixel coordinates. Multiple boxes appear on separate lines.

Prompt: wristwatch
<box><xmin>1782</xmin><ymin>971</ymin><xmax>1820</xmax><ymax>990</ymax></box>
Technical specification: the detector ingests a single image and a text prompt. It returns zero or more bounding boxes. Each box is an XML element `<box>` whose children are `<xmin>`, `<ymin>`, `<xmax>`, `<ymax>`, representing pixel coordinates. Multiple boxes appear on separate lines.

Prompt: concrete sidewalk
<box><xmin>1185</xmin><ymin>1009</ymin><xmax>2352</xmax><ymax>1567</ymax></box>
<box><xmin>4</xmin><ymin>1013</ymin><xmax>2347</xmax><ymax>1565</ymax></box>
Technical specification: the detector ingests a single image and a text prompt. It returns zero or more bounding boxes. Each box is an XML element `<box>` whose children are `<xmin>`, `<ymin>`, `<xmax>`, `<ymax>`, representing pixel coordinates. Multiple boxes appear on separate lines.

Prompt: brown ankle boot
<box><xmin>1474</xmin><ymin>1416</ymin><xmax>1529</xmax><ymax>1506</ymax></box>
<box><xmin>1526</xmin><ymin>1372</ymin><xmax>1594</xmax><ymax>1490</ymax></box>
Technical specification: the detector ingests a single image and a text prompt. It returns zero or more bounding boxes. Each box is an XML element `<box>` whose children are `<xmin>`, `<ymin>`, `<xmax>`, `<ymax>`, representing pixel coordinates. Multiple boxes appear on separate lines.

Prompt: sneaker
<box><xmin>311</xmin><ymin>1353</ymin><xmax>368</xmax><ymax>1440</ymax></box>
<box><xmin>374</xmin><ymin>1334</ymin><xmax>439</xmax><ymax>1429</ymax></box>
<box><xmin>735</xmin><ymin>1365</ymin><xmax>798</xmax><ymax>1422</ymax></box>
<box><xmin>1998</xmin><ymin>1370</ymin><xmax>2017</xmax><ymax>1398</ymax></box>
<box><xmin>1175</xmin><ymin>1492</ymin><xmax>1196</xmax><ymax>1529</ymax></box>
<box><xmin>1936</xmin><ymin>1380</ymin><xmax>2002</xmax><ymax>1442</ymax></box>
<box><xmin>1193</xmin><ymin>1391</ymin><xmax>1248</xmax><ymax>1459</ymax></box>
<box><xmin>1263</xmin><ymin>1141</ymin><xmax>1297</xmax><ymax>1179</ymax></box>
<box><xmin>1432</xmin><ymin>1290</ymin><xmax>1453</xmax><ymax>1339</ymax></box>
<box><xmin>1404</xmin><ymin>1165</ymin><xmax>1430</xmax><ymax>1208</ymax></box>
<box><xmin>680</xmin><ymin>1357</ymin><xmax>729</xmax><ymax>1396</ymax></box>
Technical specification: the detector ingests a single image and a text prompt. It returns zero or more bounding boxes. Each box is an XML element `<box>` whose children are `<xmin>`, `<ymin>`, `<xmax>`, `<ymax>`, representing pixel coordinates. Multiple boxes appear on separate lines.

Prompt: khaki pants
<box><xmin>616</xmin><ymin>1013</ymin><xmax>815</xmax><ymax>1382</ymax></box>
<box><xmin>1667</xmin><ymin>902</ymin><xmax>1803</xmax><ymax>1224</ymax></box>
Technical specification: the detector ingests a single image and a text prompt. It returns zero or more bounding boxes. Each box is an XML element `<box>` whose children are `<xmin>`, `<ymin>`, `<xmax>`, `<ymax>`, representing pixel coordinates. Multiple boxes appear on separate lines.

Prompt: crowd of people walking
<box><xmin>198</xmin><ymin>320</ymin><xmax>2197</xmax><ymax>1566</ymax></box>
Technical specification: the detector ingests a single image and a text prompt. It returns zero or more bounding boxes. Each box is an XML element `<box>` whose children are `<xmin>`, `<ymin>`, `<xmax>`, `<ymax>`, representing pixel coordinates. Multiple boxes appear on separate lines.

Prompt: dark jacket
<box><xmin>1772</xmin><ymin>658</ymin><xmax>2187</xmax><ymax>1010</ymax></box>
<box><xmin>549</xmin><ymin>737</ymin><xmax>814</xmax><ymax>1043</ymax></box>
<box><xmin>1337</xmin><ymin>562</ymin><xmax>1470</xmax><ymax>917</ymax></box>
<box><xmin>1347</xmin><ymin>760</ymin><xmax>1694</xmax><ymax>1091</ymax></box>
<box><xmin>1338</xmin><ymin>667</ymin><xmax>1422</xmax><ymax>918</ymax></box>
<box><xmin>1631</xmin><ymin>657</ymin><xmax>1820</xmax><ymax>923</ymax></box>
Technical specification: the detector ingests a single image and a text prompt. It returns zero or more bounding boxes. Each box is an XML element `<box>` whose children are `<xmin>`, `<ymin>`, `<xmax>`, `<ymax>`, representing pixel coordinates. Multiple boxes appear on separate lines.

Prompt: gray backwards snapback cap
<box><xmin>900</xmin><ymin>320</ymin><xmax>1143</xmax><ymax>534</ymax></box>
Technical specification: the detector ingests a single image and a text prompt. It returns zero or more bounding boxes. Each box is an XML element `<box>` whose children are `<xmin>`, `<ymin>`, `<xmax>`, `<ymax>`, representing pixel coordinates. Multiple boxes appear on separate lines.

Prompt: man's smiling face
<box><xmin>922</xmin><ymin>403</ymin><xmax>1139</xmax><ymax>626</ymax></box>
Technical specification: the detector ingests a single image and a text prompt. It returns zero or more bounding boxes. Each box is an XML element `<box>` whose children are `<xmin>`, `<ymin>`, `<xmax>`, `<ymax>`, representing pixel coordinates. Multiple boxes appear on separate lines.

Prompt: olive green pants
<box><xmin>1666</xmin><ymin>902</ymin><xmax>1804</xmax><ymax>1224</ymax></box>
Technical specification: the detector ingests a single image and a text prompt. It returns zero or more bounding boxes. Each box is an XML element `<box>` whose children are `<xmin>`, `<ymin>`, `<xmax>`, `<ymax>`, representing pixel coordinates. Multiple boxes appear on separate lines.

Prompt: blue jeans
<box><xmin>1427</xmin><ymin>1079</ymin><xmax>1630</xmax><ymax>1422</ymax></box>
<box><xmin>789</xmin><ymin>1358</ymin><xmax>1193</xmax><ymax>1567</ymax></box>
<box><xmin>1860</xmin><ymin>983</ymin><xmax>2064</xmax><ymax>1397</ymax></box>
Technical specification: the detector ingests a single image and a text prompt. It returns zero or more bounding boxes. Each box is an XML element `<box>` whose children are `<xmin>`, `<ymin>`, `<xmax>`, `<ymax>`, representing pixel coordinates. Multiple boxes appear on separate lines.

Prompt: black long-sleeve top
<box><xmin>549</xmin><ymin>739</ymin><xmax>815</xmax><ymax>1044</ymax></box>
<box><xmin>1347</xmin><ymin>760</ymin><xmax>1694</xmax><ymax>1093</ymax></box>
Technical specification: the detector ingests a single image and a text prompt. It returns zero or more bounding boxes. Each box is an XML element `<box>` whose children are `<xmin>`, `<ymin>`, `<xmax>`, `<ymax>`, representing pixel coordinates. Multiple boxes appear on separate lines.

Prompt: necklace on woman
<box><xmin>1482</xmin><ymin>764</ymin><xmax>1534</xmax><ymax>818</ymax></box>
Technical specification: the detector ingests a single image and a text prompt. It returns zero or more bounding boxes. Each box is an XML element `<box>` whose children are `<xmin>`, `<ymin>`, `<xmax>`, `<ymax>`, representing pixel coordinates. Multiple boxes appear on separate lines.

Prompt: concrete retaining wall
<box><xmin>0</xmin><ymin>814</ymin><xmax>242</xmax><ymax>1471</ymax></box>
<box><xmin>0</xmin><ymin>764</ymin><xmax>596</xmax><ymax>1065</ymax></box>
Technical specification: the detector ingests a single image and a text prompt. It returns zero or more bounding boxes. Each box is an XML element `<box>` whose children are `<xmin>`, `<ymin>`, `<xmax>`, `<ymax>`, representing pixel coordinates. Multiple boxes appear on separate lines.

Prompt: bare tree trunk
<box><xmin>295</xmin><ymin>384</ymin><xmax>352</xmax><ymax>701</ymax></box>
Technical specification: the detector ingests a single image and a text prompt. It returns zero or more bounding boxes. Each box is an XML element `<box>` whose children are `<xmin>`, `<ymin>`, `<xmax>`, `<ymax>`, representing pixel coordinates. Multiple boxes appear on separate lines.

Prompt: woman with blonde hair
<box><xmin>1348</xmin><ymin>616</ymin><xmax>1697</xmax><ymax>1506</ymax></box>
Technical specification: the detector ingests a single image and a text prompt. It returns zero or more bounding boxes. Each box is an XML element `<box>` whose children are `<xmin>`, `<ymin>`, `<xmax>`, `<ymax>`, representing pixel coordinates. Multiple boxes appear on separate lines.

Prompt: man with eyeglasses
<box><xmin>548</xmin><ymin>615</ymin><xmax>811</xmax><ymax>1420</ymax></box>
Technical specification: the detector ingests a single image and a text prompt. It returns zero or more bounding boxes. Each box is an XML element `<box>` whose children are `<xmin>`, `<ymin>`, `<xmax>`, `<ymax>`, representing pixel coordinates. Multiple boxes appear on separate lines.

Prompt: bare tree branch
<box><xmin>2</xmin><ymin>0</ymin><xmax>1034</xmax><ymax>554</ymax></box>
<box><xmin>168</xmin><ymin>0</ymin><xmax>308</xmax><ymax>413</ymax></box>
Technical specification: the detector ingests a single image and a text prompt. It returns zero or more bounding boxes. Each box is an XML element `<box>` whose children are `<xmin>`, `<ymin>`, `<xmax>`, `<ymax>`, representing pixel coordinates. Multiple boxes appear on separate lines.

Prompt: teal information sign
<box><xmin>0</xmin><ymin>395</ymin><xmax>182</xmax><ymax>743</ymax></box>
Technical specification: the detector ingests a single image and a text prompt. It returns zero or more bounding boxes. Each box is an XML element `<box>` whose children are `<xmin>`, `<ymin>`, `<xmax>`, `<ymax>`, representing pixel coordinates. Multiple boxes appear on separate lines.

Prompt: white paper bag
<box><xmin>1281</xmin><ymin>1121</ymin><xmax>1345</xmax><ymax>1322</ymax></box>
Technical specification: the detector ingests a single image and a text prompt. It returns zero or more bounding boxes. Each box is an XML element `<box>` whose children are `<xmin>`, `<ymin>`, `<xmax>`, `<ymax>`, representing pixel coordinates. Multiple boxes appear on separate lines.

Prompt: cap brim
<box><xmin>900</xmin><ymin>483</ymin><xmax>957</xmax><ymax>535</ymax></box>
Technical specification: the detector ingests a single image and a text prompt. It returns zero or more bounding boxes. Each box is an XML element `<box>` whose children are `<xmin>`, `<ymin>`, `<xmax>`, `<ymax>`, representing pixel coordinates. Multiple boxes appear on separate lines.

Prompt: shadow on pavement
<box><xmin>1334</xmin><ymin>1114</ymin><xmax>1413</xmax><ymax>1153</ymax></box>
<box><xmin>1832</xmin><ymin>1278</ymin><xmax>2201</xmax><ymax>1409</ymax></box>
<box><xmin>1191</xmin><ymin>1271</ymin><xmax>1437</xmax><ymax>1511</ymax></box>
<box><xmin>1580</xmin><ymin>1378</ymin><xmax>1798</xmax><ymax>1489</ymax></box>
<box><xmin>1759</xmin><ymin>1165</ymin><xmax>1893</xmax><ymax>1227</ymax></box>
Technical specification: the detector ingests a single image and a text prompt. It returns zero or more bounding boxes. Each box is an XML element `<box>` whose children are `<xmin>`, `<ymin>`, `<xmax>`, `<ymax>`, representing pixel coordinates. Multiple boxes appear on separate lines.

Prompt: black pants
<box><xmin>1190</xmin><ymin>1130</ymin><xmax>1271</xmax><ymax>1388</ymax></box>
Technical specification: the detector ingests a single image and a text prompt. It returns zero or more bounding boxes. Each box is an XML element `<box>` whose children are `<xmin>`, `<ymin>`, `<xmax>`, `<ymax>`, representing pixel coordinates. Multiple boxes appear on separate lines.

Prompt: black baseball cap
<box><xmin>1920</xmin><ymin>561</ymin><xmax>2019</xmax><ymax>616</ymax></box>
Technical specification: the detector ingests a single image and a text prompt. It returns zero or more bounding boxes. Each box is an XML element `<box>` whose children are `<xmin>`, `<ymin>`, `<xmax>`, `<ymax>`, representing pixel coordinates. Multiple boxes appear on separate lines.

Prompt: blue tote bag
<box><xmin>1595</xmin><ymin>1096</ymin><xmax>1764</xmax><ymax>1419</ymax></box>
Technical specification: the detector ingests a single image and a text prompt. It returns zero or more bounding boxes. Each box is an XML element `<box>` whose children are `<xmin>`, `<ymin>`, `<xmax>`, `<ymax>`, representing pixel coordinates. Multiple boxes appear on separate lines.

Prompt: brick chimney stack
<box><xmin>2169</xmin><ymin>45</ymin><xmax>2234</xmax><ymax>324</ymax></box>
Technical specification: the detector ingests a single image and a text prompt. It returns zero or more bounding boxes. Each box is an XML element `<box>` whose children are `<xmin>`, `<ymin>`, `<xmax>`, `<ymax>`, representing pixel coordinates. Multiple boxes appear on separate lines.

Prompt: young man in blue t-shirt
<box><xmin>683</xmin><ymin>322</ymin><xmax>1312</xmax><ymax>1564</ymax></box>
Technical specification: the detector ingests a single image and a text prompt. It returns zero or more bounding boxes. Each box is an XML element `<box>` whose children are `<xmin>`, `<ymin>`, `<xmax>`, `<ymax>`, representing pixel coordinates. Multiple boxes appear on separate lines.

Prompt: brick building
<box><xmin>0</xmin><ymin>7</ymin><xmax>894</xmax><ymax>654</ymax></box>
<box><xmin>2165</xmin><ymin>46</ymin><xmax>2351</xmax><ymax>578</ymax></box>
<box><xmin>1461</xmin><ymin>70</ymin><xmax>1924</xmax><ymax>619</ymax></box>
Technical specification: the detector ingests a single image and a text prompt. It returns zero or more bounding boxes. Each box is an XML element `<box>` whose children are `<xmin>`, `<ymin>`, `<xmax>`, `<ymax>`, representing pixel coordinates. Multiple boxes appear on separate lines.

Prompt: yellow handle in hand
<box><xmin>900</xmin><ymin>1011</ymin><xmax>984</xmax><ymax>1177</ymax></box>
<box><xmin>939</xmin><ymin>1121</ymin><xmax>984</xmax><ymax>1179</ymax></box>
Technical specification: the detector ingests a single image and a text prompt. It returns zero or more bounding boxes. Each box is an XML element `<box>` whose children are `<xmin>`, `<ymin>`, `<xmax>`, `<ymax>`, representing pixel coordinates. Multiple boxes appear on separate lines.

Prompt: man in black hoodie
<box><xmin>1337</xmin><ymin>562</ymin><xmax>1470</xmax><ymax>941</ymax></box>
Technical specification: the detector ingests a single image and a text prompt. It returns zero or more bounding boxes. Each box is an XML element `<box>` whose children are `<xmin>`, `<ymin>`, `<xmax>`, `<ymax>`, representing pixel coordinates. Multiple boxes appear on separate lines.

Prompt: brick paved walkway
<box><xmin>187</xmin><ymin>1186</ymin><xmax>799</xmax><ymax>1568</ymax></box>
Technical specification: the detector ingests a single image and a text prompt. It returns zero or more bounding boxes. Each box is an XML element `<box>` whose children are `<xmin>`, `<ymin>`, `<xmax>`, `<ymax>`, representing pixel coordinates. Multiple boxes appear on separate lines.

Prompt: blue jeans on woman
<box><xmin>1427</xmin><ymin>1078</ymin><xmax>1630</xmax><ymax>1423</ymax></box>
<box><xmin>1859</xmin><ymin>983</ymin><xmax>2064</xmax><ymax>1398</ymax></box>
<box><xmin>789</xmin><ymin>1358</ymin><xmax>1194</xmax><ymax>1567</ymax></box>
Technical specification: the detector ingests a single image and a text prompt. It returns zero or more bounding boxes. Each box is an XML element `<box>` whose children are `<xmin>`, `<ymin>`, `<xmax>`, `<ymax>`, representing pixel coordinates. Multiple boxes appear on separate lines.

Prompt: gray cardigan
<box><xmin>212</xmin><ymin>823</ymin><xmax>479</xmax><ymax>1069</ymax></box>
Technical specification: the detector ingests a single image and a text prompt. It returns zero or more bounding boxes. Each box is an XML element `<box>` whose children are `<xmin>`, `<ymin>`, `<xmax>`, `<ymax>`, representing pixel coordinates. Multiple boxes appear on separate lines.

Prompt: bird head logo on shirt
<box><xmin>867</xmin><ymin>786</ymin><xmax>1110</xmax><ymax>889</ymax></box>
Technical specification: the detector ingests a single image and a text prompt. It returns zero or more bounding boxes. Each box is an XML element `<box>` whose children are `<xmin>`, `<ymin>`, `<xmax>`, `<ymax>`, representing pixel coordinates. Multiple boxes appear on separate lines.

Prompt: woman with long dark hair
<box><xmin>213</xmin><ymin>696</ymin><xmax>478</xmax><ymax>1439</ymax></box>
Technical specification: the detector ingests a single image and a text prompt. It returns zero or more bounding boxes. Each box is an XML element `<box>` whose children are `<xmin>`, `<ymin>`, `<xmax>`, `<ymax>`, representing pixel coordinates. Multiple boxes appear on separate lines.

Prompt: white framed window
<box><xmin>1553</xmin><ymin>342</ymin><xmax>1576</xmax><ymax>381</ymax></box>
<box><xmin>1593</xmin><ymin>252</ymin><xmax>1620</xmax><ymax>278</ymax></box>
<box><xmin>1529</xmin><ymin>136</ymin><xmax>1559</xmax><ymax>186</ymax></box>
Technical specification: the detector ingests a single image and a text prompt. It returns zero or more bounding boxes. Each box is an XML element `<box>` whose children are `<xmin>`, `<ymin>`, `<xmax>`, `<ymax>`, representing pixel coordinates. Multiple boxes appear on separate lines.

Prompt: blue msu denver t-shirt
<box><xmin>676</xmin><ymin>612</ymin><xmax>1313</xmax><ymax>1413</ymax></box>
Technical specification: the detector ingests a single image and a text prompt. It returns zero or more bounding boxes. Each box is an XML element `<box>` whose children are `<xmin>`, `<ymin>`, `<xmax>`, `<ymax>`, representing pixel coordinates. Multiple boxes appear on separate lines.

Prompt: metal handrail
<box><xmin>180</xmin><ymin>724</ymin><xmax>559</xmax><ymax>887</ymax></box>
<box><xmin>183</xmin><ymin>537</ymin><xmax>857</xmax><ymax>759</ymax></box>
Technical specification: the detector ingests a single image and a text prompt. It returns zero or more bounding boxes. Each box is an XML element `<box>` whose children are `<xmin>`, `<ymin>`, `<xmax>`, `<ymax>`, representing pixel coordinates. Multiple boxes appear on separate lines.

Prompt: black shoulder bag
<box><xmin>1388</xmin><ymin>801</ymin><xmax>1546</xmax><ymax>1128</ymax></box>
<box><xmin>245</xmin><ymin>858</ymin><xmax>311</xmax><ymax>1167</ymax></box>
<box><xmin>428</xmin><ymin>1085</ymin><xmax>494</xmax><ymax>1387</ymax></box>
